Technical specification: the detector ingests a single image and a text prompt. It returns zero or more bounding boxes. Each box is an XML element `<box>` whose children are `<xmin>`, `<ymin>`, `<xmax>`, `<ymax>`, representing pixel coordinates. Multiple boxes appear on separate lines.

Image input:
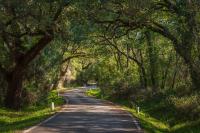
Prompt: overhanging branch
<box><xmin>62</xmin><ymin>53</ymin><xmax>92</xmax><ymax>64</ymax></box>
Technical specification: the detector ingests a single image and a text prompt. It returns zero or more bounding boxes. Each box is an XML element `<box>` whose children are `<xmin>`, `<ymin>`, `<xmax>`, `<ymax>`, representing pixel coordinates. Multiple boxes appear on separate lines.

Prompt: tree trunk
<box><xmin>145</xmin><ymin>31</ymin><xmax>158</xmax><ymax>91</ymax></box>
<box><xmin>139</xmin><ymin>66</ymin><xmax>147</xmax><ymax>89</ymax></box>
<box><xmin>189</xmin><ymin>63</ymin><xmax>200</xmax><ymax>90</ymax></box>
<box><xmin>58</xmin><ymin>61</ymin><xmax>70</xmax><ymax>88</ymax></box>
<box><xmin>171</xmin><ymin>55</ymin><xmax>179</xmax><ymax>90</ymax></box>
<box><xmin>161</xmin><ymin>52</ymin><xmax>173</xmax><ymax>89</ymax></box>
<box><xmin>183</xmin><ymin>10</ymin><xmax>200</xmax><ymax>90</ymax></box>
<box><xmin>126</xmin><ymin>43</ymin><xmax>130</xmax><ymax>68</ymax></box>
<box><xmin>138</xmin><ymin>50</ymin><xmax>147</xmax><ymax>88</ymax></box>
<box><xmin>4</xmin><ymin>68</ymin><xmax>23</xmax><ymax>110</ymax></box>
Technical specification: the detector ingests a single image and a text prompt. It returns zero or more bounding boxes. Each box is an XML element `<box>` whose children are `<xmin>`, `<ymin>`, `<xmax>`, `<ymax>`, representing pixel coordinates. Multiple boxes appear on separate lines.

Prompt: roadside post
<box><xmin>51</xmin><ymin>102</ymin><xmax>55</xmax><ymax>111</ymax></box>
<box><xmin>137</xmin><ymin>106</ymin><xmax>140</xmax><ymax>114</ymax></box>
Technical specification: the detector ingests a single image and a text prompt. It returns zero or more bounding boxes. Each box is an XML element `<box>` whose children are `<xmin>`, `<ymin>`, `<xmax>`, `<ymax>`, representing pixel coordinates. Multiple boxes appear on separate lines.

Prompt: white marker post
<box><xmin>51</xmin><ymin>102</ymin><xmax>55</xmax><ymax>111</ymax></box>
<box><xmin>137</xmin><ymin>106</ymin><xmax>140</xmax><ymax>114</ymax></box>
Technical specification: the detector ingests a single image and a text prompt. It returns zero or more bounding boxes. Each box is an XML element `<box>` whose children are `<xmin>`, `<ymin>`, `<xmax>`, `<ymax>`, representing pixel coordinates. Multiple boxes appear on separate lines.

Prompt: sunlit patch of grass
<box><xmin>0</xmin><ymin>90</ymin><xmax>65</xmax><ymax>133</ymax></box>
<box><xmin>86</xmin><ymin>88</ymin><xmax>101</xmax><ymax>98</ymax></box>
<box><xmin>0</xmin><ymin>106</ymin><xmax>53</xmax><ymax>133</ymax></box>
<box><xmin>124</xmin><ymin>106</ymin><xmax>169</xmax><ymax>133</ymax></box>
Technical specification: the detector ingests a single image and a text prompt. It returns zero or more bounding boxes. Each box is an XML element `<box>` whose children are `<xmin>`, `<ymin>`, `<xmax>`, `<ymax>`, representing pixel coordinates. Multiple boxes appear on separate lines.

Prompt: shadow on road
<box><xmin>27</xmin><ymin>88</ymin><xmax>143</xmax><ymax>133</ymax></box>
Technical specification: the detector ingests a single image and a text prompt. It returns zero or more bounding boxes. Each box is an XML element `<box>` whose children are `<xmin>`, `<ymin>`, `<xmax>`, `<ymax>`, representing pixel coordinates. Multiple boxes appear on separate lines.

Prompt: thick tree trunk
<box><xmin>183</xmin><ymin>11</ymin><xmax>200</xmax><ymax>90</ymax></box>
<box><xmin>189</xmin><ymin>63</ymin><xmax>200</xmax><ymax>90</ymax></box>
<box><xmin>4</xmin><ymin>35</ymin><xmax>53</xmax><ymax>109</ymax></box>
<box><xmin>4</xmin><ymin>68</ymin><xmax>23</xmax><ymax>110</ymax></box>
<box><xmin>58</xmin><ymin>61</ymin><xmax>70</xmax><ymax>88</ymax></box>
<box><xmin>176</xmin><ymin>50</ymin><xmax>200</xmax><ymax>90</ymax></box>
<box><xmin>52</xmin><ymin>60</ymin><xmax>71</xmax><ymax>89</ymax></box>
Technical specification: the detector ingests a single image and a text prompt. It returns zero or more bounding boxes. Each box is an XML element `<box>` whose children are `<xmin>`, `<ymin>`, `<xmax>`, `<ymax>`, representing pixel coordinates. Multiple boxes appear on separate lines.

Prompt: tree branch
<box><xmin>62</xmin><ymin>53</ymin><xmax>91</xmax><ymax>64</ymax></box>
<box><xmin>145</xmin><ymin>21</ymin><xmax>179</xmax><ymax>46</ymax></box>
<box><xmin>99</xmin><ymin>35</ymin><xmax>142</xmax><ymax>66</ymax></box>
<box><xmin>17</xmin><ymin>1</ymin><xmax>70</xmax><ymax>67</ymax></box>
<box><xmin>19</xmin><ymin>33</ymin><xmax>53</xmax><ymax>67</ymax></box>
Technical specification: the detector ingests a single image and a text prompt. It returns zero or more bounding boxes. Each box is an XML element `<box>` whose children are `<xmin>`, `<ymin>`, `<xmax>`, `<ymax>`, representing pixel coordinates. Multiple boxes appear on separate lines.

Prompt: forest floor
<box><xmin>86</xmin><ymin>88</ymin><xmax>200</xmax><ymax>133</ymax></box>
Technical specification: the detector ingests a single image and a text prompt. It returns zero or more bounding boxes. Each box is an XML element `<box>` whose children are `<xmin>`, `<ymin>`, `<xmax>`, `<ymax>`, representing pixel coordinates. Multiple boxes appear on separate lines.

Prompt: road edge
<box><xmin>23</xmin><ymin>97</ymin><xmax>68</xmax><ymax>133</ymax></box>
<box><xmin>85</xmin><ymin>93</ymin><xmax>143</xmax><ymax>131</ymax></box>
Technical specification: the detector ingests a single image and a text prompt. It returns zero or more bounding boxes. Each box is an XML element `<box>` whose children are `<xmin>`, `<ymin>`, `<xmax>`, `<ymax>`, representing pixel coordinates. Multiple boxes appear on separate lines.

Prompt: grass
<box><xmin>86</xmin><ymin>88</ymin><xmax>101</xmax><ymax>98</ymax></box>
<box><xmin>0</xmin><ymin>90</ymin><xmax>65</xmax><ymax>133</ymax></box>
<box><xmin>86</xmin><ymin>89</ymin><xmax>200</xmax><ymax>133</ymax></box>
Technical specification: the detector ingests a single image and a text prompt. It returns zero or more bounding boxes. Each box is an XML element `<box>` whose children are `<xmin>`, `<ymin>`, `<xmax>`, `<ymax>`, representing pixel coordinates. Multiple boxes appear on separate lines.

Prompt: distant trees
<box><xmin>86</xmin><ymin>0</ymin><xmax>200</xmax><ymax>91</ymax></box>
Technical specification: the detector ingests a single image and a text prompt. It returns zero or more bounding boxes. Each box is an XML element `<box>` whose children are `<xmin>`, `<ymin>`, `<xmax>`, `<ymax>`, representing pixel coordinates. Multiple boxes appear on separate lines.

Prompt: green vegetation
<box><xmin>0</xmin><ymin>90</ymin><xmax>64</xmax><ymax>133</ymax></box>
<box><xmin>86</xmin><ymin>88</ymin><xmax>102</xmax><ymax>98</ymax></box>
<box><xmin>86</xmin><ymin>89</ymin><xmax>200</xmax><ymax>133</ymax></box>
<box><xmin>0</xmin><ymin>0</ymin><xmax>200</xmax><ymax>132</ymax></box>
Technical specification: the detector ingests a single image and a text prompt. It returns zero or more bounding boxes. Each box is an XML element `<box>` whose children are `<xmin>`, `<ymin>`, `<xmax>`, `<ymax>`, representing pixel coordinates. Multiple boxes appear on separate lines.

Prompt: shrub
<box><xmin>168</xmin><ymin>94</ymin><xmax>200</xmax><ymax>120</ymax></box>
<box><xmin>47</xmin><ymin>90</ymin><xmax>65</xmax><ymax>106</ymax></box>
<box><xmin>21</xmin><ymin>89</ymin><xmax>37</xmax><ymax>106</ymax></box>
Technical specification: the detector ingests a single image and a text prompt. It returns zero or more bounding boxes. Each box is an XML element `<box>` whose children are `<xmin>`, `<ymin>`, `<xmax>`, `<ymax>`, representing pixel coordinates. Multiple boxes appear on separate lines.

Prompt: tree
<box><xmin>0</xmin><ymin>0</ymin><xmax>70</xmax><ymax>109</ymax></box>
<box><xmin>89</xmin><ymin>0</ymin><xmax>200</xmax><ymax>90</ymax></box>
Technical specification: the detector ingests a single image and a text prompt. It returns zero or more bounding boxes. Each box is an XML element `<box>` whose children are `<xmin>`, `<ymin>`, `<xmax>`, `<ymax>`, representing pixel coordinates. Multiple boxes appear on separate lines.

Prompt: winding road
<box><xmin>24</xmin><ymin>88</ymin><xmax>143</xmax><ymax>133</ymax></box>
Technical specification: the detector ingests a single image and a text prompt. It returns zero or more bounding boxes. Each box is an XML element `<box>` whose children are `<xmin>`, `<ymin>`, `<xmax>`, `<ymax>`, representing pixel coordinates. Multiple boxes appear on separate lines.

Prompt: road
<box><xmin>25</xmin><ymin>88</ymin><xmax>142</xmax><ymax>133</ymax></box>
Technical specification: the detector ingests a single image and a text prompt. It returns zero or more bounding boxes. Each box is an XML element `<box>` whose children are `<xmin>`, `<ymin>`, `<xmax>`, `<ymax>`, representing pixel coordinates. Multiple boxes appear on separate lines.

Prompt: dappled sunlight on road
<box><xmin>25</xmin><ymin>88</ymin><xmax>142</xmax><ymax>133</ymax></box>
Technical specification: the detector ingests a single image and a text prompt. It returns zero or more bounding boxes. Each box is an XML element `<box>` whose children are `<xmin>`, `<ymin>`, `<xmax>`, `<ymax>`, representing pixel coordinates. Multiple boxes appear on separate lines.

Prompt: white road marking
<box><xmin>23</xmin><ymin>112</ymin><xmax>61</xmax><ymax>133</ymax></box>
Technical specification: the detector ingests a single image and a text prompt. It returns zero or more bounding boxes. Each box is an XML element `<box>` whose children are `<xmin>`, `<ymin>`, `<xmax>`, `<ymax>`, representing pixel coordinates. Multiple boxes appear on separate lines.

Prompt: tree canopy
<box><xmin>0</xmin><ymin>2</ymin><xmax>200</xmax><ymax>128</ymax></box>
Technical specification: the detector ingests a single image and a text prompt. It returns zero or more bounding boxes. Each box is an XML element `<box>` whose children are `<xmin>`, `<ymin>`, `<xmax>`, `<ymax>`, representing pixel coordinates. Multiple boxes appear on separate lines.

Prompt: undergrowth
<box><xmin>86</xmin><ymin>89</ymin><xmax>200</xmax><ymax>133</ymax></box>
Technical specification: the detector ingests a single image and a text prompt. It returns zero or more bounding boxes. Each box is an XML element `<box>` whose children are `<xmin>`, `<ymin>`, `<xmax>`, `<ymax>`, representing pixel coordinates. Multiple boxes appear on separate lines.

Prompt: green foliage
<box><xmin>169</xmin><ymin>94</ymin><xmax>200</xmax><ymax>120</ymax></box>
<box><xmin>0</xmin><ymin>0</ymin><xmax>200</xmax><ymax>131</ymax></box>
<box><xmin>47</xmin><ymin>90</ymin><xmax>65</xmax><ymax>106</ymax></box>
<box><xmin>86</xmin><ymin>89</ymin><xmax>101</xmax><ymax>98</ymax></box>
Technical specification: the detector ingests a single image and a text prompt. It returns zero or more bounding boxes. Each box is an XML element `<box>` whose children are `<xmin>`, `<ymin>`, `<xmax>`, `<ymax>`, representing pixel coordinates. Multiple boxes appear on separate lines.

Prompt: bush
<box><xmin>47</xmin><ymin>90</ymin><xmax>65</xmax><ymax>106</ymax></box>
<box><xmin>21</xmin><ymin>89</ymin><xmax>37</xmax><ymax>106</ymax></box>
<box><xmin>169</xmin><ymin>94</ymin><xmax>200</xmax><ymax>120</ymax></box>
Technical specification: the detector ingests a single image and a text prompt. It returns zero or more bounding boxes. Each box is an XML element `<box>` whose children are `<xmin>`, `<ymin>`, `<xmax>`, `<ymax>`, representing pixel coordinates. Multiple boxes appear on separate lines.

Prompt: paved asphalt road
<box><xmin>25</xmin><ymin>88</ymin><xmax>143</xmax><ymax>133</ymax></box>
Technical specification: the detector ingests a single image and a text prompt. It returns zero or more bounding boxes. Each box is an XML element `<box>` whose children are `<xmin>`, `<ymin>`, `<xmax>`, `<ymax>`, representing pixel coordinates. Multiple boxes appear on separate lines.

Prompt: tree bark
<box><xmin>145</xmin><ymin>31</ymin><xmax>158</xmax><ymax>91</ymax></box>
<box><xmin>139</xmin><ymin>65</ymin><xmax>147</xmax><ymax>89</ymax></box>
<box><xmin>138</xmin><ymin>50</ymin><xmax>147</xmax><ymax>88</ymax></box>
<box><xmin>171</xmin><ymin>55</ymin><xmax>179</xmax><ymax>89</ymax></box>
<box><xmin>4</xmin><ymin>67</ymin><xmax>23</xmax><ymax>109</ymax></box>
<box><xmin>57</xmin><ymin>60</ymin><xmax>70</xmax><ymax>88</ymax></box>
<box><xmin>4</xmin><ymin>35</ymin><xmax>53</xmax><ymax>109</ymax></box>
<box><xmin>189</xmin><ymin>63</ymin><xmax>200</xmax><ymax>90</ymax></box>
<box><xmin>161</xmin><ymin>52</ymin><xmax>173</xmax><ymax>89</ymax></box>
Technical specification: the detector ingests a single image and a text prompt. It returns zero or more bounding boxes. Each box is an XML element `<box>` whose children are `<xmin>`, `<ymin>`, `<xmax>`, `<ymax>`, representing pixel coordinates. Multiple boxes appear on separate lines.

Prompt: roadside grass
<box><xmin>0</xmin><ymin>90</ymin><xmax>65</xmax><ymax>133</ymax></box>
<box><xmin>171</xmin><ymin>120</ymin><xmax>200</xmax><ymax>133</ymax></box>
<box><xmin>86</xmin><ymin>88</ymin><xmax>101</xmax><ymax>98</ymax></box>
<box><xmin>86</xmin><ymin>89</ymin><xmax>200</xmax><ymax>133</ymax></box>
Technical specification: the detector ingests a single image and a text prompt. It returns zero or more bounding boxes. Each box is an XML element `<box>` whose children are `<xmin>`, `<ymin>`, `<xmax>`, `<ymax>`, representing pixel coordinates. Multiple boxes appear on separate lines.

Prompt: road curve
<box><xmin>25</xmin><ymin>88</ymin><xmax>143</xmax><ymax>133</ymax></box>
